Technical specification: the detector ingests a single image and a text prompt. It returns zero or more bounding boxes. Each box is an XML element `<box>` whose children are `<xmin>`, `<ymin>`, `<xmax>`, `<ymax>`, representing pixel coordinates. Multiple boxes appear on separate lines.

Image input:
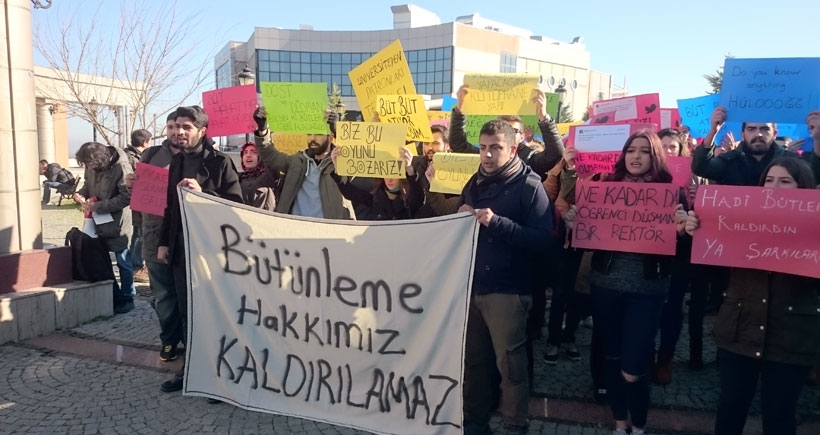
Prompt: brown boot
<box><xmin>654</xmin><ymin>351</ymin><xmax>674</xmax><ymax>385</ymax></box>
<box><xmin>133</xmin><ymin>266</ymin><xmax>150</xmax><ymax>283</ymax></box>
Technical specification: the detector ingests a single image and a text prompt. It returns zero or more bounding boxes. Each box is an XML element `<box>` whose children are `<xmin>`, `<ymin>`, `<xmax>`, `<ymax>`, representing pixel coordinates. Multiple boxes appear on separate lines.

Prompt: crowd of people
<box><xmin>61</xmin><ymin>85</ymin><xmax>820</xmax><ymax>434</ymax></box>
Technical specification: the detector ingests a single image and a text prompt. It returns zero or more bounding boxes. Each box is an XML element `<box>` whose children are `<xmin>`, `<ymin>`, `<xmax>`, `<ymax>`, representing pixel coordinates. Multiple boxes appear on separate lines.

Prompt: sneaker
<box><xmin>632</xmin><ymin>428</ymin><xmax>646</xmax><ymax>435</ymax></box>
<box><xmin>561</xmin><ymin>342</ymin><xmax>581</xmax><ymax>361</ymax></box>
<box><xmin>543</xmin><ymin>345</ymin><xmax>559</xmax><ymax>364</ymax></box>
<box><xmin>160</xmin><ymin>344</ymin><xmax>178</xmax><ymax>362</ymax></box>
<box><xmin>161</xmin><ymin>371</ymin><xmax>184</xmax><ymax>392</ymax></box>
<box><xmin>612</xmin><ymin>428</ymin><xmax>629</xmax><ymax>435</ymax></box>
<box><xmin>113</xmin><ymin>301</ymin><xmax>134</xmax><ymax>314</ymax></box>
<box><xmin>133</xmin><ymin>266</ymin><xmax>150</xmax><ymax>283</ymax></box>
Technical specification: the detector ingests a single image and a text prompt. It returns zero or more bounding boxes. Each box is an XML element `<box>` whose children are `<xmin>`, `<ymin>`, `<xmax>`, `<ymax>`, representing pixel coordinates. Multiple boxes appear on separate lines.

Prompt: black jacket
<box><xmin>692</xmin><ymin>142</ymin><xmax>801</xmax><ymax>186</ymax></box>
<box><xmin>159</xmin><ymin>138</ymin><xmax>243</xmax><ymax>260</ymax></box>
<box><xmin>44</xmin><ymin>163</ymin><xmax>74</xmax><ymax>185</ymax></box>
<box><xmin>331</xmin><ymin>173</ymin><xmax>423</xmax><ymax>220</ymax></box>
<box><xmin>448</xmin><ymin>108</ymin><xmax>565</xmax><ymax>180</ymax></box>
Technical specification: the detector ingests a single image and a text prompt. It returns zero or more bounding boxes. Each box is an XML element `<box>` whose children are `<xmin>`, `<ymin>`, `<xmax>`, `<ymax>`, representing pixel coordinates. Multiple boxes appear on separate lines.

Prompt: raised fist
<box><xmin>253</xmin><ymin>106</ymin><xmax>267</xmax><ymax>132</ymax></box>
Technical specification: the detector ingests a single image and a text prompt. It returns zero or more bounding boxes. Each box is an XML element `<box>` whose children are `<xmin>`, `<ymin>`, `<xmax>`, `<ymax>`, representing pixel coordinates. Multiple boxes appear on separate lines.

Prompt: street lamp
<box><xmin>237</xmin><ymin>65</ymin><xmax>255</xmax><ymax>143</ymax></box>
<box><xmin>554</xmin><ymin>84</ymin><xmax>567</xmax><ymax>123</ymax></box>
<box><xmin>238</xmin><ymin>65</ymin><xmax>255</xmax><ymax>87</ymax></box>
<box><xmin>334</xmin><ymin>100</ymin><xmax>345</xmax><ymax>133</ymax></box>
<box><xmin>89</xmin><ymin>97</ymin><xmax>98</xmax><ymax>142</ymax></box>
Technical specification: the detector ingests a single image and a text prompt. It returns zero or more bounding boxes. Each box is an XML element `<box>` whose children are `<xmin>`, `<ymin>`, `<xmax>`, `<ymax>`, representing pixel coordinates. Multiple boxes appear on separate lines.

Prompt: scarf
<box><xmin>240</xmin><ymin>164</ymin><xmax>265</xmax><ymax>181</ymax></box>
<box><xmin>476</xmin><ymin>155</ymin><xmax>523</xmax><ymax>185</ymax></box>
<box><xmin>622</xmin><ymin>172</ymin><xmax>655</xmax><ymax>183</ymax></box>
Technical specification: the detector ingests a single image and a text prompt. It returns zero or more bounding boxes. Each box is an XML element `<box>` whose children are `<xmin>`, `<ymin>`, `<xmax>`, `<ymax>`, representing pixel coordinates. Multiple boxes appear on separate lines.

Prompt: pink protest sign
<box><xmin>202</xmin><ymin>85</ymin><xmax>258</xmax><ymax>137</ymax></box>
<box><xmin>691</xmin><ymin>185</ymin><xmax>820</xmax><ymax>278</ymax></box>
<box><xmin>592</xmin><ymin>93</ymin><xmax>661</xmax><ymax>126</ymax></box>
<box><xmin>666</xmin><ymin>156</ymin><xmax>693</xmax><ymax>189</ymax></box>
<box><xmin>131</xmin><ymin>163</ymin><xmax>169</xmax><ymax>217</ymax></box>
<box><xmin>575</xmin><ymin>151</ymin><xmax>620</xmax><ymax>178</ymax></box>
<box><xmin>571</xmin><ymin>181</ymin><xmax>679</xmax><ymax>255</ymax></box>
<box><xmin>660</xmin><ymin>108</ymin><xmax>682</xmax><ymax>129</ymax></box>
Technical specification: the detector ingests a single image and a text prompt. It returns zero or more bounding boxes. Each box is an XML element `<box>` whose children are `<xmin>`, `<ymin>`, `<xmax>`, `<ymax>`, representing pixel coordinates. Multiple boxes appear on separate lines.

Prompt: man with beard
<box><xmin>693</xmin><ymin>107</ymin><xmax>802</xmax><ymax>185</ymax></box>
<box><xmin>157</xmin><ymin>106</ymin><xmax>243</xmax><ymax>393</ymax></box>
<box><xmin>250</xmin><ymin>106</ymin><xmax>354</xmax><ymax>219</ymax></box>
<box><xmin>125</xmin><ymin>112</ymin><xmax>186</xmax><ymax>363</ymax></box>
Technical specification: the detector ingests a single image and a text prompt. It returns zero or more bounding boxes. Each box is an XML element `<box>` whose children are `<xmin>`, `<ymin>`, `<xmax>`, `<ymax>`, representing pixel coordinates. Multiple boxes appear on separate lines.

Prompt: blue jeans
<box><xmin>112</xmin><ymin>249</ymin><xmax>135</xmax><ymax>305</ymax></box>
<box><xmin>715</xmin><ymin>349</ymin><xmax>810</xmax><ymax>435</ymax></box>
<box><xmin>42</xmin><ymin>181</ymin><xmax>63</xmax><ymax>204</ymax></box>
<box><xmin>592</xmin><ymin>285</ymin><xmax>665</xmax><ymax>428</ymax></box>
<box><xmin>130</xmin><ymin>225</ymin><xmax>144</xmax><ymax>268</ymax></box>
<box><xmin>147</xmin><ymin>260</ymin><xmax>183</xmax><ymax>346</ymax></box>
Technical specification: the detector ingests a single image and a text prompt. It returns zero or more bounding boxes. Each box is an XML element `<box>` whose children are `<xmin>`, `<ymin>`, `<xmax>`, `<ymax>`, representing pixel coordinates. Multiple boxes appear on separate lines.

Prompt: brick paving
<box><xmin>2</xmin><ymin>205</ymin><xmax>817</xmax><ymax>434</ymax></box>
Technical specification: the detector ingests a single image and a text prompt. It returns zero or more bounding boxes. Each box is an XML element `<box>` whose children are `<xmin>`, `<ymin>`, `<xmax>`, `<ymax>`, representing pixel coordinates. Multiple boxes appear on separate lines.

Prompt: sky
<box><xmin>31</xmin><ymin>0</ymin><xmax>816</xmax><ymax>151</ymax></box>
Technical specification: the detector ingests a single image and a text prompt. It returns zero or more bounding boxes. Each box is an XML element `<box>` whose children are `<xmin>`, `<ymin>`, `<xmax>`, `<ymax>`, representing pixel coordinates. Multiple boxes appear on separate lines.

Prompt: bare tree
<box><xmin>34</xmin><ymin>1</ymin><xmax>216</xmax><ymax>145</ymax></box>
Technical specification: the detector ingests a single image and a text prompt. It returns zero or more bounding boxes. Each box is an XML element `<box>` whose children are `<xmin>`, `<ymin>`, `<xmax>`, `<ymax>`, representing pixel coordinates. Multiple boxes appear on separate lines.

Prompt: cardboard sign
<box><xmin>272</xmin><ymin>133</ymin><xmax>306</xmax><ymax>155</ymax></box>
<box><xmin>666</xmin><ymin>156</ymin><xmax>693</xmax><ymax>189</ymax></box>
<box><xmin>441</xmin><ymin>95</ymin><xmax>457</xmax><ymax>112</ymax></box>
<box><xmin>461</xmin><ymin>73</ymin><xmax>550</xmax><ymax>116</ymax></box>
<box><xmin>427</xmin><ymin>110</ymin><xmax>451</xmax><ymax>128</ymax></box>
<box><xmin>130</xmin><ymin>163</ymin><xmax>169</xmax><ymax>217</ymax></box>
<box><xmin>178</xmin><ymin>188</ymin><xmax>478</xmax><ymax>435</ymax></box>
<box><xmin>569</xmin><ymin>123</ymin><xmax>659</xmax><ymax>177</ymax></box>
<box><xmin>719</xmin><ymin>57</ymin><xmax>820</xmax><ymax>124</ymax></box>
<box><xmin>429</xmin><ymin>153</ymin><xmax>481</xmax><ymax>195</ymax></box>
<box><xmin>572</xmin><ymin>181</ymin><xmax>679</xmax><ymax>255</ymax></box>
<box><xmin>202</xmin><ymin>85</ymin><xmax>258</xmax><ymax>137</ymax></box>
<box><xmin>676</xmin><ymin>94</ymin><xmax>720</xmax><ymax>139</ymax></box>
<box><xmin>691</xmin><ymin>185</ymin><xmax>820</xmax><ymax>278</ymax></box>
<box><xmin>574</xmin><ymin>151</ymin><xmax>621</xmax><ymax>178</ymax></box>
<box><xmin>557</xmin><ymin>121</ymin><xmax>583</xmax><ymax>137</ymax></box>
<box><xmin>335</xmin><ymin>121</ymin><xmax>408</xmax><ymax>178</ymax></box>
<box><xmin>592</xmin><ymin>93</ymin><xmax>661</xmax><ymax>126</ymax></box>
<box><xmin>377</xmin><ymin>94</ymin><xmax>434</xmax><ymax>142</ymax></box>
<box><xmin>660</xmin><ymin>108</ymin><xmax>682</xmax><ymax>129</ymax></box>
<box><xmin>260</xmin><ymin>82</ymin><xmax>328</xmax><ymax>134</ymax></box>
<box><xmin>349</xmin><ymin>40</ymin><xmax>417</xmax><ymax>121</ymax></box>
<box><xmin>465</xmin><ymin>115</ymin><xmax>541</xmax><ymax>145</ymax></box>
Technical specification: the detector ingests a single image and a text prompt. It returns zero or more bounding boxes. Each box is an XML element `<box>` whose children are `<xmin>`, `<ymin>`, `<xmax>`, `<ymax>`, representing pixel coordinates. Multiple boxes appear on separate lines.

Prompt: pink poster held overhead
<box><xmin>592</xmin><ymin>93</ymin><xmax>661</xmax><ymax>126</ymax></box>
<box><xmin>568</xmin><ymin>123</ymin><xmax>659</xmax><ymax>177</ymax></box>
<box><xmin>691</xmin><ymin>185</ymin><xmax>820</xmax><ymax>279</ymax></box>
<box><xmin>660</xmin><ymin>108</ymin><xmax>682</xmax><ymax>129</ymax></box>
<box><xmin>571</xmin><ymin>181</ymin><xmax>680</xmax><ymax>255</ymax></box>
<box><xmin>666</xmin><ymin>156</ymin><xmax>693</xmax><ymax>189</ymax></box>
<box><xmin>131</xmin><ymin>163</ymin><xmax>169</xmax><ymax>217</ymax></box>
<box><xmin>202</xmin><ymin>84</ymin><xmax>258</xmax><ymax>137</ymax></box>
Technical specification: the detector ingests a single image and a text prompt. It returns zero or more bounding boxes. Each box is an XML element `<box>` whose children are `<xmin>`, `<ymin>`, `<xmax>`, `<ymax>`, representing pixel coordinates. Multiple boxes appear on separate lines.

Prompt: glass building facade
<box><xmin>255</xmin><ymin>46</ymin><xmax>454</xmax><ymax>97</ymax></box>
<box><xmin>215</xmin><ymin>61</ymin><xmax>232</xmax><ymax>89</ymax></box>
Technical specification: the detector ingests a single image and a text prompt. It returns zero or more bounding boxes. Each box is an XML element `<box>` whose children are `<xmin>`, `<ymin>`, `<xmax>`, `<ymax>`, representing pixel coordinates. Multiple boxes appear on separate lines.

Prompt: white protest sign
<box><xmin>178</xmin><ymin>188</ymin><xmax>478</xmax><ymax>435</ymax></box>
<box><xmin>572</xmin><ymin>124</ymin><xmax>632</xmax><ymax>152</ymax></box>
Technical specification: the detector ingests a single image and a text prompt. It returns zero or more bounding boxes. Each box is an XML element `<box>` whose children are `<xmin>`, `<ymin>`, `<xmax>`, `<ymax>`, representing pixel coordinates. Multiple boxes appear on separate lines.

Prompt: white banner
<box><xmin>178</xmin><ymin>188</ymin><xmax>479</xmax><ymax>435</ymax></box>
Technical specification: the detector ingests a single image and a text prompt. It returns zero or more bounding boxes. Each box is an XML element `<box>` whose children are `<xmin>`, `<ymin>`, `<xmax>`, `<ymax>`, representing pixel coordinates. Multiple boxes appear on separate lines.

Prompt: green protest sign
<box><xmin>260</xmin><ymin>82</ymin><xmax>329</xmax><ymax>134</ymax></box>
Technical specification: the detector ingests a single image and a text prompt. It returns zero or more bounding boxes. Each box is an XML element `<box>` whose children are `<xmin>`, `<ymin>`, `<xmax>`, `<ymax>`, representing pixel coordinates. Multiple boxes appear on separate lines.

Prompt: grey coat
<box><xmin>78</xmin><ymin>146</ymin><xmax>133</xmax><ymax>252</ymax></box>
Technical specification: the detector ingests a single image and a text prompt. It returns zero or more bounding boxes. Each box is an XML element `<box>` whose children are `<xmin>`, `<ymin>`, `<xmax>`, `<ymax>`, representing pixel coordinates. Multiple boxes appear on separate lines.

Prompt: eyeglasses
<box><xmin>512</xmin><ymin>128</ymin><xmax>522</xmax><ymax>134</ymax></box>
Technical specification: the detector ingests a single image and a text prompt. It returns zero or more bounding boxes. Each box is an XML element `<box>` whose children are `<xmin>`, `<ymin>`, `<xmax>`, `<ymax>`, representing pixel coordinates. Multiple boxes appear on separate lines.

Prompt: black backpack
<box><xmin>65</xmin><ymin>227</ymin><xmax>115</xmax><ymax>283</ymax></box>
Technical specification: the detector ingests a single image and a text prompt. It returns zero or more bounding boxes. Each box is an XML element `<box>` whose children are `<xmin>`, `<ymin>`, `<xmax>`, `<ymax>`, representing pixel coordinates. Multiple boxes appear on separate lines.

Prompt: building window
<box><xmin>215</xmin><ymin>61</ymin><xmax>232</xmax><ymax>89</ymax></box>
<box><xmin>500</xmin><ymin>52</ymin><xmax>517</xmax><ymax>73</ymax></box>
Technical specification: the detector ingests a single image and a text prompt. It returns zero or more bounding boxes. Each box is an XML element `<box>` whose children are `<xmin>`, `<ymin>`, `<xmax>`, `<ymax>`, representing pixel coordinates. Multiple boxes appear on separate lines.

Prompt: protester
<box><xmin>251</xmin><ymin>107</ymin><xmax>354</xmax><ymax>219</ymax></box>
<box><xmin>563</xmin><ymin>130</ymin><xmax>687</xmax><ymax>435</ymax></box>
<box><xmin>786</xmin><ymin>110</ymin><xmax>820</xmax><ymax>154</ymax></box>
<box><xmin>239</xmin><ymin>142</ymin><xmax>280</xmax><ymax>211</ymax></box>
<box><xmin>157</xmin><ymin>106</ymin><xmax>243</xmax><ymax>394</ymax></box>
<box><xmin>653</xmin><ymin>128</ymin><xmax>706</xmax><ymax>384</ymax></box>
<box><xmin>460</xmin><ymin>120</ymin><xmax>553</xmax><ymax>435</ymax></box>
<box><xmin>330</xmin><ymin>147</ymin><xmax>423</xmax><ymax>220</ymax></box>
<box><xmin>73</xmin><ymin>142</ymin><xmax>135</xmax><ymax>314</ymax></box>
<box><xmin>684</xmin><ymin>157</ymin><xmax>820</xmax><ymax>435</ymax></box>
<box><xmin>125</xmin><ymin>129</ymin><xmax>152</xmax><ymax>283</ymax></box>
<box><xmin>411</xmin><ymin>125</ymin><xmax>457</xmax><ymax>218</ymax></box>
<box><xmin>39</xmin><ymin>159</ymin><xmax>76</xmax><ymax>206</ymax></box>
<box><xmin>125</xmin><ymin>113</ymin><xmax>185</xmax><ymax>362</ymax></box>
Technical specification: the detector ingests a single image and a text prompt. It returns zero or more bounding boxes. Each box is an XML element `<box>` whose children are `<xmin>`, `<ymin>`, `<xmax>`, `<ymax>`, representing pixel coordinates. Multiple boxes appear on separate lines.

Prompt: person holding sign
<box><xmin>449</xmin><ymin>85</ymin><xmax>565</xmax><ymax>180</ymax></box>
<box><xmin>251</xmin><ymin>106</ymin><xmax>355</xmax><ymax>220</ymax></box>
<box><xmin>238</xmin><ymin>142</ymin><xmax>280</xmax><ymax>211</ymax></box>
<box><xmin>458</xmin><ymin>120</ymin><xmax>553</xmax><ymax>435</ymax></box>
<box><xmin>562</xmin><ymin>130</ymin><xmax>687</xmax><ymax>435</ymax></box>
<box><xmin>328</xmin><ymin>146</ymin><xmax>423</xmax><ymax>220</ymax></box>
<box><xmin>157</xmin><ymin>106</ymin><xmax>243</xmax><ymax>394</ymax></box>
<box><xmin>684</xmin><ymin>157</ymin><xmax>820</xmax><ymax>435</ymax></box>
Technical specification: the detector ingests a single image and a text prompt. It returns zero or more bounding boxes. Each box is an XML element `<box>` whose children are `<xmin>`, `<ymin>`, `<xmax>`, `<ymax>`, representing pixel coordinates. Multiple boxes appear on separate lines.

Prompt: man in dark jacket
<box><xmin>449</xmin><ymin>86</ymin><xmax>565</xmax><ymax>181</ymax></box>
<box><xmin>72</xmin><ymin>142</ymin><xmax>134</xmax><ymax>314</ymax></box>
<box><xmin>693</xmin><ymin>107</ymin><xmax>820</xmax><ymax>185</ymax></box>
<box><xmin>458</xmin><ymin>120</ymin><xmax>553</xmax><ymax>435</ymax></box>
<box><xmin>125</xmin><ymin>129</ymin><xmax>152</xmax><ymax>283</ymax></box>
<box><xmin>39</xmin><ymin>159</ymin><xmax>75</xmax><ymax>205</ymax></box>
<box><xmin>157</xmin><ymin>106</ymin><xmax>243</xmax><ymax>393</ymax></box>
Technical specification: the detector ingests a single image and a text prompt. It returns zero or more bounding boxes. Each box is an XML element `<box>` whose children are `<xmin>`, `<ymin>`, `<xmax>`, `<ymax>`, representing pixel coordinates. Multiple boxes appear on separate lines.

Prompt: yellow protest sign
<box><xmin>349</xmin><ymin>40</ymin><xmax>417</xmax><ymax>122</ymax></box>
<box><xmin>377</xmin><ymin>94</ymin><xmax>433</xmax><ymax>142</ymax></box>
<box><xmin>427</xmin><ymin>110</ymin><xmax>451</xmax><ymax>127</ymax></box>
<box><xmin>557</xmin><ymin>121</ymin><xmax>583</xmax><ymax>136</ymax></box>
<box><xmin>430</xmin><ymin>153</ymin><xmax>481</xmax><ymax>195</ymax></box>
<box><xmin>336</xmin><ymin>121</ymin><xmax>408</xmax><ymax>178</ymax></box>
<box><xmin>461</xmin><ymin>73</ymin><xmax>540</xmax><ymax>115</ymax></box>
<box><xmin>272</xmin><ymin>133</ymin><xmax>306</xmax><ymax>155</ymax></box>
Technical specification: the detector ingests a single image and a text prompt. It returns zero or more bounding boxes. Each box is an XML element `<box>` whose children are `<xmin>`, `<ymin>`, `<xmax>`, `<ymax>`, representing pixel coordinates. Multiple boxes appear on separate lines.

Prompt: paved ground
<box><xmin>3</xmin><ymin>204</ymin><xmax>819</xmax><ymax>434</ymax></box>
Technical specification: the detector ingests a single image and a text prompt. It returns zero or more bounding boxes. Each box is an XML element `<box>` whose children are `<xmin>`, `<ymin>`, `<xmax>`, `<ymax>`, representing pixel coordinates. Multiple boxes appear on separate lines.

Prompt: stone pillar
<box><xmin>36</xmin><ymin>100</ymin><xmax>55</xmax><ymax>164</ymax></box>
<box><xmin>0</xmin><ymin>0</ymin><xmax>42</xmax><ymax>254</ymax></box>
